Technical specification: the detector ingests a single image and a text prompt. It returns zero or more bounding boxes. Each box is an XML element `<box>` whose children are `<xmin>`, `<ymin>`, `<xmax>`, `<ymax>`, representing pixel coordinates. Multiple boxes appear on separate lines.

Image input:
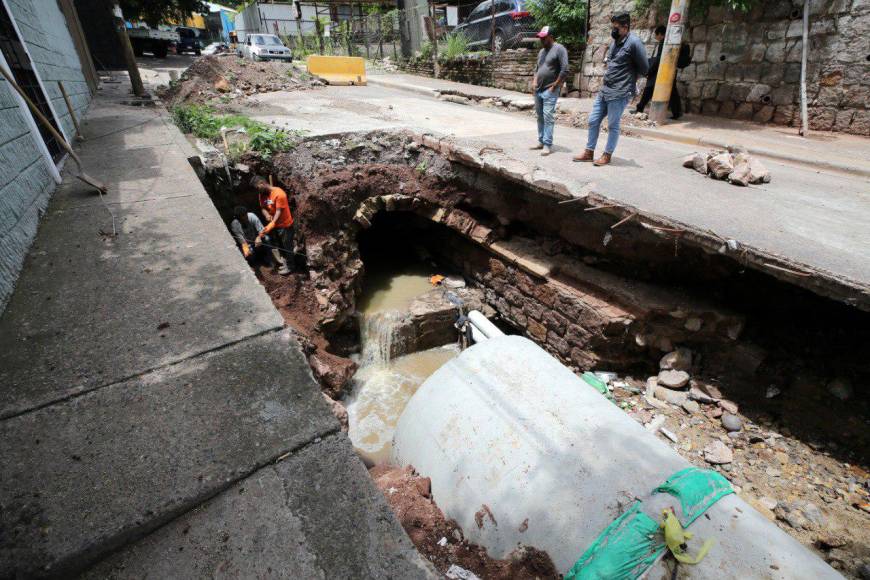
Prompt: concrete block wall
<box><xmin>398</xmin><ymin>48</ymin><xmax>584</xmax><ymax>93</ymax></box>
<box><xmin>581</xmin><ymin>0</ymin><xmax>870</xmax><ymax>135</ymax></box>
<box><xmin>7</xmin><ymin>0</ymin><xmax>90</xmax><ymax>139</ymax></box>
<box><xmin>0</xmin><ymin>0</ymin><xmax>91</xmax><ymax>311</ymax></box>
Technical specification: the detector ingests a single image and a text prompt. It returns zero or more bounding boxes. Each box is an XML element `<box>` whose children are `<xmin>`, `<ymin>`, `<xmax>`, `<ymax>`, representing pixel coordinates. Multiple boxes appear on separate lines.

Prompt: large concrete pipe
<box><xmin>392</xmin><ymin>335</ymin><xmax>840</xmax><ymax>578</ymax></box>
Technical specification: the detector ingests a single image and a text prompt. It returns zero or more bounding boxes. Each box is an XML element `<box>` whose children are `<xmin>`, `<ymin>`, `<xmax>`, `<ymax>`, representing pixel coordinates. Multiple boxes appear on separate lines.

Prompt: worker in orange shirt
<box><xmin>253</xmin><ymin>176</ymin><xmax>294</xmax><ymax>275</ymax></box>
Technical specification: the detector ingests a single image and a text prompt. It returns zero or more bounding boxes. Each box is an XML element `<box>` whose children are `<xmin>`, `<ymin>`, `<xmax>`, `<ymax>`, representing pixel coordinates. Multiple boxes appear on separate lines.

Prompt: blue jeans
<box><xmin>585</xmin><ymin>94</ymin><xmax>630</xmax><ymax>154</ymax></box>
<box><xmin>535</xmin><ymin>88</ymin><xmax>559</xmax><ymax>147</ymax></box>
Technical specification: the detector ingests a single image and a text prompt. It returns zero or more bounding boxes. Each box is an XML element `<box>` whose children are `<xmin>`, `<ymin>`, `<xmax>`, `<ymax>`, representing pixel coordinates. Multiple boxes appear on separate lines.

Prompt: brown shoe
<box><xmin>572</xmin><ymin>149</ymin><xmax>595</xmax><ymax>162</ymax></box>
<box><xmin>593</xmin><ymin>152</ymin><xmax>612</xmax><ymax>166</ymax></box>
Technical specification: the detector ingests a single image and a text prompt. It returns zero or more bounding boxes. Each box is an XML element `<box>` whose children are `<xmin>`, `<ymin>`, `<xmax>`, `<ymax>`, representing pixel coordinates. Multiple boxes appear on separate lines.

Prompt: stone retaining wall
<box><xmin>398</xmin><ymin>48</ymin><xmax>584</xmax><ymax>94</ymax></box>
<box><xmin>581</xmin><ymin>0</ymin><xmax>869</xmax><ymax>135</ymax></box>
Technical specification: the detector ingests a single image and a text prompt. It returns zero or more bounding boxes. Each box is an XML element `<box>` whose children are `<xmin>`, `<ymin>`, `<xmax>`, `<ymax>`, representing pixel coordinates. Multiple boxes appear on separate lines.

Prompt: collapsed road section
<box><xmin>187</xmin><ymin>129</ymin><xmax>870</xmax><ymax>578</ymax></box>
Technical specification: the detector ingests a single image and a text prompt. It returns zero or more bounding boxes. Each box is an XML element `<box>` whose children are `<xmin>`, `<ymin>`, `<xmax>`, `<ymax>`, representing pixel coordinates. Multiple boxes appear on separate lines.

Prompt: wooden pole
<box><xmin>112</xmin><ymin>4</ymin><xmax>145</xmax><ymax>97</ymax></box>
<box><xmin>799</xmin><ymin>0</ymin><xmax>809</xmax><ymax>136</ymax></box>
<box><xmin>649</xmin><ymin>0</ymin><xmax>689</xmax><ymax>124</ymax></box>
<box><xmin>57</xmin><ymin>81</ymin><xmax>83</xmax><ymax>141</ymax></box>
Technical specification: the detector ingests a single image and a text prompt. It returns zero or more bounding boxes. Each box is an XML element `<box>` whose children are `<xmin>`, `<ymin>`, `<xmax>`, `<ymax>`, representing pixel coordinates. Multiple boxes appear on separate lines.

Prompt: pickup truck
<box><xmin>128</xmin><ymin>27</ymin><xmax>179</xmax><ymax>58</ymax></box>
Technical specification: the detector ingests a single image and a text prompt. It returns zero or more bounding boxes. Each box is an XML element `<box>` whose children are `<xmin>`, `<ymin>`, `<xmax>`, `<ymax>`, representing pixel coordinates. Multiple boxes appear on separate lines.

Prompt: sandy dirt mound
<box><xmin>160</xmin><ymin>54</ymin><xmax>323</xmax><ymax>107</ymax></box>
<box><xmin>371</xmin><ymin>465</ymin><xmax>560</xmax><ymax>579</ymax></box>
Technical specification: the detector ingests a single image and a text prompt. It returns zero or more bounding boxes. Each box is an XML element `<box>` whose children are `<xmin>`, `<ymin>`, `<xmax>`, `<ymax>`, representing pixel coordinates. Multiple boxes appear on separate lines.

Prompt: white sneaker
<box><xmin>541</xmin><ymin>146</ymin><xmax>552</xmax><ymax>156</ymax></box>
<box><xmin>530</xmin><ymin>143</ymin><xmax>544</xmax><ymax>150</ymax></box>
<box><xmin>278</xmin><ymin>265</ymin><xmax>291</xmax><ymax>275</ymax></box>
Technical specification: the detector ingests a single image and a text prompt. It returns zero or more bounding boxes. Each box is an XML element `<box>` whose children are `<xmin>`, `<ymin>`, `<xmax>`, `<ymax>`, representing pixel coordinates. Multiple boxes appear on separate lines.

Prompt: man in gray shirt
<box><xmin>531</xmin><ymin>26</ymin><xmax>569</xmax><ymax>156</ymax></box>
<box><xmin>574</xmin><ymin>11</ymin><xmax>648</xmax><ymax>166</ymax></box>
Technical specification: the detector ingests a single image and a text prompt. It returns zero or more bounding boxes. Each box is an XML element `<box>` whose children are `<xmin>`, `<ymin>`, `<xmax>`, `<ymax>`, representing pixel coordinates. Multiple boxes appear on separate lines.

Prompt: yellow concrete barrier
<box><xmin>306</xmin><ymin>55</ymin><xmax>367</xmax><ymax>86</ymax></box>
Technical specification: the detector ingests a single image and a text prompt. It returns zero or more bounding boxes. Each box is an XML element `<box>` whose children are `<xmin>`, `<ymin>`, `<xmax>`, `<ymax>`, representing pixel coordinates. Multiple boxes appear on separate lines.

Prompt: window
<box><xmin>469</xmin><ymin>1</ymin><xmax>491</xmax><ymax>20</ymax></box>
<box><xmin>254</xmin><ymin>36</ymin><xmax>265</xmax><ymax>45</ymax></box>
<box><xmin>0</xmin><ymin>4</ymin><xmax>63</xmax><ymax>162</ymax></box>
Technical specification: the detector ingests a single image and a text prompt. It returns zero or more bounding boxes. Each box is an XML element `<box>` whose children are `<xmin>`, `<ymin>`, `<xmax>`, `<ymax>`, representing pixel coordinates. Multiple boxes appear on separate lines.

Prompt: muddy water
<box><xmin>347</xmin><ymin>270</ymin><xmax>458</xmax><ymax>465</ymax></box>
<box><xmin>357</xmin><ymin>269</ymin><xmax>433</xmax><ymax>315</ymax></box>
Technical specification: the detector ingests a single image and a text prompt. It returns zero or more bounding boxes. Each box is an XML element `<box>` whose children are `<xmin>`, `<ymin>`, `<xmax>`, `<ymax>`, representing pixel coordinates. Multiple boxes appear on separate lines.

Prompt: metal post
<box><xmin>377</xmin><ymin>13</ymin><xmax>384</xmax><ymax>59</ymax></box>
<box><xmin>799</xmin><ymin>0</ymin><xmax>809</xmax><ymax>136</ymax></box>
<box><xmin>430</xmin><ymin>0</ymin><xmax>439</xmax><ymax>76</ymax></box>
<box><xmin>490</xmin><ymin>0</ymin><xmax>496</xmax><ymax>52</ymax></box>
<box><xmin>649</xmin><ymin>0</ymin><xmax>689</xmax><ymax>124</ymax></box>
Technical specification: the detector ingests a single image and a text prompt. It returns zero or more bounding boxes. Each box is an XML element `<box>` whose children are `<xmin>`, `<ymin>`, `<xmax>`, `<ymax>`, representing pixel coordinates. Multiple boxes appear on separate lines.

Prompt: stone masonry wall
<box><xmin>0</xmin><ymin>0</ymin><xmax>91</xmax><ymax>311</ymax></box>
<box><xmin>399</xmin><ymin>48</ymin><xmax>584</xmax><ymax>94</ymax></box>
<box><xmin>581</xmin><ymin>0</ymin><xmax>870</xmax><ymax>135</ymax></box>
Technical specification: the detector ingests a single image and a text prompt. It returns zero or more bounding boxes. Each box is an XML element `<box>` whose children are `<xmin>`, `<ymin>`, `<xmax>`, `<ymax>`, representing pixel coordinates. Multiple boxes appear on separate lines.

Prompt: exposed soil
<box><xmin>191</xmin><ymin>130</ymin><xmax>869</xmax><ymax>578</ymax></box>
<box><xmin>159</xmin><ymin>54</ymin><xmax>323</xmax><ymax>107</ymax></box>
<box><xmin>370</xmin><ymin>465</ymin><xmax>559</xmax><ymax>579</ymax></box>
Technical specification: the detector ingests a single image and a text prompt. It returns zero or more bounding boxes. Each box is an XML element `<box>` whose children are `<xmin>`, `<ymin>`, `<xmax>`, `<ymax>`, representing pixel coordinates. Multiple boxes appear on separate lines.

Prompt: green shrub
<box><xmin>170</xmin><ymin>104</ymin><xmax>302</xmax><ymax>158</ymax></box>
<box><xmin>440</xmin><ymin>31</ymin><xmax>471</xmax><ymax>60</ymax></box>
<box><xmin>526</xmin><ymin>0</ymin><xmax>587</xmax><ymax>47</ymax></box>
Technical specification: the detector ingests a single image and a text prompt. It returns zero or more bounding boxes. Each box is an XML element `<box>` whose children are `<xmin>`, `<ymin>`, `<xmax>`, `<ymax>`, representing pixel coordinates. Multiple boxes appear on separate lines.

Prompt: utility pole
<box><xmin>112</xmin><ymin>3</ymin><xmax>145</xmax><ymax>97</ymax></box>
<box><xmin>648</xmin><ymin>0</ymin><xmax>689</xmax><ymax>124</ymax></box>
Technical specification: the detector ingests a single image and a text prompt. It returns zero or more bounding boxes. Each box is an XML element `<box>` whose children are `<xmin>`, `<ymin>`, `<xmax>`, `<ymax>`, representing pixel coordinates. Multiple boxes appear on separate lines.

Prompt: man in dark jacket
<box><xmin>574</xmin><ymin>11</ymin><xmax>648</xmax><ymax>166</ymax></box>
<box><xmin>633</xmin><ymin>25</ymin><xmax>687</xmax><ymax>119</ymax></box>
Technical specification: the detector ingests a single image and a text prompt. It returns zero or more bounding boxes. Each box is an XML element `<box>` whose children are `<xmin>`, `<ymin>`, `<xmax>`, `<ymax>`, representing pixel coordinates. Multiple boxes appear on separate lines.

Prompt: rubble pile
<box><xmin>159</xmin><ymin>55</ymin><xmax>323</xmax><ymax>107</ymax></box>
<box><xmin>683</xmin><ymin>147</ymin><xmax>772</xmax><ymax>186</ymax></box>
<box><xmin>370</xmin><ymin>465</ymin><xmax>559</xmax><ymax>579</ymax></box>
<box><xmin>592</xmin><ymin>346</ymin><xmax>870</xmax><ymax>578</ymax></box>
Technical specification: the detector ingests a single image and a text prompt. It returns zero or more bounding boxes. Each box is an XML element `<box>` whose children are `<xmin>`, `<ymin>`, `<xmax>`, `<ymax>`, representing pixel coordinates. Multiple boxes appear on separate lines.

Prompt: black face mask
<box><xmin>611</xmin><ymin>27</ymin><xmax>621</xmax><ymax>40</ymax></box>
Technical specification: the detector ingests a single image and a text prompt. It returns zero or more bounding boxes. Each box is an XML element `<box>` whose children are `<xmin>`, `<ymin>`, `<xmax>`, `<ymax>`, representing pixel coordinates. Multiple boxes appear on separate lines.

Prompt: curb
<box><xmin>628</xmin><ymin>126</ymin><xmax>870</xmax><ymax>179</ymax></box>
<box><xmin>366</xmin><ymin>76</ymin><xmax>439</xmax><ymax>98</ymax></box>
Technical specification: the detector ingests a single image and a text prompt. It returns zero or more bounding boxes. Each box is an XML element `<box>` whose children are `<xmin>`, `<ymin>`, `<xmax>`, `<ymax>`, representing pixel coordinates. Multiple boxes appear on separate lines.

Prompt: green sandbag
<box><xmin>653</xmin><ymin>467</ymin><xmax>734</xmax><ymax>526</ymax></box>
<box><xmin>564</xmin><ymin>502</ymin><xmax>665</xmax><ymax>580</ymax></box>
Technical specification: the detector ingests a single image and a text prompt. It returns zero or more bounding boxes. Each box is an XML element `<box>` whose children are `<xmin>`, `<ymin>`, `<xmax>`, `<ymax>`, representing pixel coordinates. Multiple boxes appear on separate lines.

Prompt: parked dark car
<box><xmin>453</xmin><ymin>0</ymin><xmax>536</xmax><ymax>52</ymax></box>
<box><xmin>175</xmin><ymin>26</ymin><xmax>201</xmax><ymax>55</ymax></box>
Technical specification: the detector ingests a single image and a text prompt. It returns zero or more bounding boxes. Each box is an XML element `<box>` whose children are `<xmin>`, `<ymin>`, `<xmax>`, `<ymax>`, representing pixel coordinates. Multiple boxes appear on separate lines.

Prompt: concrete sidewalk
<box><xmin>0</xmin><ymin>75</ymin><xmax>432</xmax><ymax>577</ymax></box>
<box><xmin>367</xmin><ymin>71</ymin><xmax>870</xmax><ymax>178</ymax></box>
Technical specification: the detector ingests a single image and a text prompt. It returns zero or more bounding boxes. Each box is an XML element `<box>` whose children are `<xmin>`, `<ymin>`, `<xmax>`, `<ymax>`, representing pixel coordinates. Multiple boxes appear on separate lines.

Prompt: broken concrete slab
<box><xmin>83</xmin><ymin>434</ymin><xmax>435</xmax><ymax>578</ymax></box>
<box><xmin>0</xmin><ymin>195</ymin><xmax>283</xmax><ymax>418</ymax></box>
<box><xmin>0</xmin><ymin>330</ymin><xmax>338</xmax><ymax>577</ymax></box>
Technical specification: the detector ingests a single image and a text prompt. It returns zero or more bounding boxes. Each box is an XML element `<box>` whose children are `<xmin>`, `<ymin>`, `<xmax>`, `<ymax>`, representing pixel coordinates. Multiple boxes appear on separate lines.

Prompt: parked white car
<box><xmin>238</xmin><ymin>34</ymin><xmax>293</xmax><ymax>61</ymax></box>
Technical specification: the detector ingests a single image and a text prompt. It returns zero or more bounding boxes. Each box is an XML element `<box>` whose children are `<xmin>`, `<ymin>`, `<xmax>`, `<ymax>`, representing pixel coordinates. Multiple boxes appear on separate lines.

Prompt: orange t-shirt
<box><xmin>259</xmin><ymin>186</ymin><xmax>294</xmax><ymax>233</ymax></box>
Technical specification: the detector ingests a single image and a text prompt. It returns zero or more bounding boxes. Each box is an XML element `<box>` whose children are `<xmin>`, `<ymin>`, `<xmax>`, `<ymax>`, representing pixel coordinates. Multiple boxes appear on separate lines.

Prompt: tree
<box><xmin>526</xmin><ymin>0</ymin><xmax>588</xmax><ymax>48</ymax></box>
<box><xmin>119</xmin><ymin>0</ymin><xmax>208</xmax><ymax>27</ymax></box>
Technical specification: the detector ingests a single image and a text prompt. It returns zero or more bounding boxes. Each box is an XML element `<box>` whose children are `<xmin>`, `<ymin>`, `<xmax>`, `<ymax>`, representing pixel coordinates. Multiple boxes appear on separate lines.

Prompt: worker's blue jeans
<box><xmin>535</xmin><ymin>88</ymin><xmax>559</xmax><ymax>147</ymax></box>
<box><xmin>585</xmin><ymin>94</ymin><xmax>631</xmax><ymax>154</ymax></box>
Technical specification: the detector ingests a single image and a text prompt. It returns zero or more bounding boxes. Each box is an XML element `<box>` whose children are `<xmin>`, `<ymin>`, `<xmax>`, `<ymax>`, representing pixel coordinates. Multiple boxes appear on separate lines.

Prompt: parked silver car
<box><xmin>238</xmin><ymin>34</ymin><xmax>293</xmax><ymax>61</ymax></box>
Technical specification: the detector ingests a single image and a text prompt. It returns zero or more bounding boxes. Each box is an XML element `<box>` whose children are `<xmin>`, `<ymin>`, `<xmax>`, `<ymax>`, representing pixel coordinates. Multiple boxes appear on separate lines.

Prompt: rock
<box><xmin>683</xmin><ymin>152</ymin><xmax>707</xmax><ymax>174</ymax></box>
<box><xmin>322</xmin><ymin>393</ymin><xmax>349</xmax><ymax>432</ymax></box>
<box><xmin>827</xmin><ymin>378</ymin><xmax>853</xmax><ymax>401</ymax></box>
<box><xmin>746</xmin><ymin>158</ymin><xmax>770</xmax><ymax>184</ymax></box>
<box><xmin>710</xmin><ymin>407</ymin><xmax>724</xmax><ymax>419</ymax></box>
<box><xmin>684</xmin><ymin>317</ymin><xmax>703</xmax><ymax>331</ymax></box>
<box><xmin>719</xmin><ymin>399</ymin><xmax>739</xmax><ymax>414</ymax></box>
<box><xmin>858</xmin><ymin>562</ymin><xmax>870</xmax><ymax>580</ymax></box>
<box><xmin>704</xmin><ymin>440</ymin><xmax>733</xmax><ymax>464</ymax></box>
<box><xmin>775</xmin><ymin>451</ymin><xmax>790</xmax><ymax>465</ymax></box>
<box><xmin>658</xmin><ymin>369</ymin><xmax>690</xmax><ymax>389</ymax></box>
<box><xmin>747</xmin><ymin>497</ymin><xmax>776</xmax><ymax>521</ymax></box>
<box><xmin>728</xmin><ymin>163</ymin><xmax>752</xmax><ymax>186</ymax></box>
<box><xmin>654</xmin><ymin>386</ymin><xmax>688</xmax><ymax>406</ymax></box>
<box><xmin>800</xmin><ymin>502</ymin><xmax>827</xmax><ymax>527</ymax></box>
<box><xmin>708</xmin><ymin>152</ymin><xmax>734</xmax><ymax>179</ymax></box>
<box><xmin>214</xmin><ymin>76</ymin><xmax>230</xmax><ymax>92</ymax></box>
<box><xmin>779</xmin><ymin>510</ymin><xmax>808</xmax><ymax>529</ymax></box>
<box><xmin>660</xmin><ymin>348</ymin><xmax>692</xmax><ymax>372</ymax></box>
<box><xmin>760</xmin><ymin>496</ymin><xmax>778</xmax><ymax>511</ymax></box>
<box><xmin>722</xmin><ymin>413</ymin><xmax>743</xmax><ymax>432</ymax></box>
<box><xmin>682</xmin><ymin>400</ymin><xmax>701</xmax><ymax>414</ymax></box>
